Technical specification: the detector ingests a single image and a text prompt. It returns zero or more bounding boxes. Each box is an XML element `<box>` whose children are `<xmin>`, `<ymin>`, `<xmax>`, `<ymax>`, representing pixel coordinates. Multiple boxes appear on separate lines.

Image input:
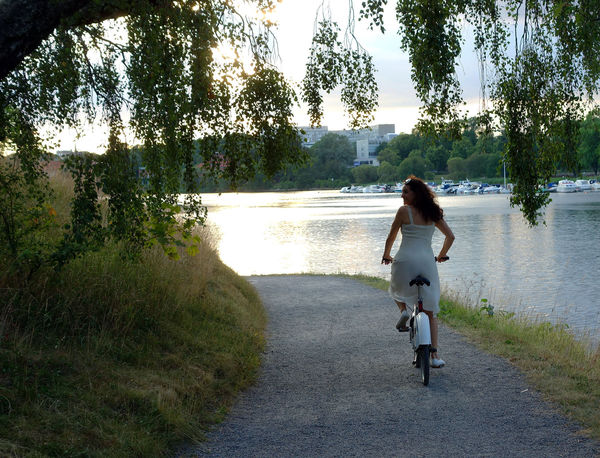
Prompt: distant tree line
<box><xmin>195</xmin><ymin>113</ymin><xmax>600</xmax><ymax>192</ymax></box>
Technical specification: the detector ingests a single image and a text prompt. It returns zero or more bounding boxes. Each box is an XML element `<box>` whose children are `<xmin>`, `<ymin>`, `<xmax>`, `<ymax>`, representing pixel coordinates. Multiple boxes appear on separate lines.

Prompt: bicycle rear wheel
<box><xmin>419</xmin><ymin>346</ymin><xmax>430</xmax><ymax>386</ymax></box>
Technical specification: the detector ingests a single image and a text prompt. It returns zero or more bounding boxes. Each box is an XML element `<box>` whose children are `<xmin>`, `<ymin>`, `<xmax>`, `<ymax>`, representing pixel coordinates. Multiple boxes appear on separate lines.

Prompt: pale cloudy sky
<box><xmin>56</xmin><ymin>0</ymin><xmax>482</xmax><ymax>152</ymax></box>
<box><xmin>272</xmin><ymin>0</ymin><xmax>482</xmax><ymax>131</ymax></box>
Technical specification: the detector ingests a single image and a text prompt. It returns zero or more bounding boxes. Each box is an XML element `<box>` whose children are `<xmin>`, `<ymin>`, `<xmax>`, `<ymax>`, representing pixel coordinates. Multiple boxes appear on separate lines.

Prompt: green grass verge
<box><xmin>0</xmin><ymin>240</ymin><xmax>265</xmax><ymax>456</ymax></box>
<box><xmin>350</xmin><ymin>274</ymin><xmax>600</xmax><ymax>440</ymax></box>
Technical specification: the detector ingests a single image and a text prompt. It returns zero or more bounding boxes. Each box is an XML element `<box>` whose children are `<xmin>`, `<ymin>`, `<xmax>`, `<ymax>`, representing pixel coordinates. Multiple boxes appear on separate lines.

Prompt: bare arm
<box><xmin>435</xmin><ymin>218</ymin><xmax>455</xmax><ymax>262</ymax></box>
<box><xmin>382</xmin><ymin>207</ymin><xmax>405</xmax><ymax>264</ymax></box>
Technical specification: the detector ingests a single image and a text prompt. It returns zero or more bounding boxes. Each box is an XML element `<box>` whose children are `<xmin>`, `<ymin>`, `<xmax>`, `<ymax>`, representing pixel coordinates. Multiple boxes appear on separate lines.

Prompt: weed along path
<box><xmin>186</xmin><ymin>276</ymin><xmax>599</xmax><ymax>457</ymax></box>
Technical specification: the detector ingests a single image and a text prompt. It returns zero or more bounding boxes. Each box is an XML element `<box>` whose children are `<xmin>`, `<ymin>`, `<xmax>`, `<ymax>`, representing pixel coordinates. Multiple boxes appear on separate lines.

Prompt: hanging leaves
<box><xmin>302</xmin><ymin>19</ymin><xmax>378</xmax><ymax>129</ymax></box>
<box><xmin>353</xmin><ymin>0</ymin><xmax>600</xmax><ymax>224</ymax></box>
<box><xmin>0</xmin><ymin>0</ymin><xmax>304</xmax><ymax>270</ymax></box>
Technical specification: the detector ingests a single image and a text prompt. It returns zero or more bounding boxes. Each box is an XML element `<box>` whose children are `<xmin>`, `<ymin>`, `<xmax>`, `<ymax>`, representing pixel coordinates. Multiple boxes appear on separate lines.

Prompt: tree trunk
<box><xmin>0</xmin><ymin>0</ymin><xmax>92</xmax><ymax>80</ymax></box>
<box><xmin>0</xmin><ymin>0</ymin><xmax>169</xmax><ymax>81</ymax></box>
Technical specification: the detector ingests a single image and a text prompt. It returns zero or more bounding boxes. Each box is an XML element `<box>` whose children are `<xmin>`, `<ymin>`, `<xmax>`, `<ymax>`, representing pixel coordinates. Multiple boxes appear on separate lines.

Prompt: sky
<box><xmin>55</xmin><ymin>0</ymin><xmax>483</xmax><ymax>153</ymax></box>
<box><xmin>257</xmin><ymin>0</ymin><xmax>483</xmax><ymax>131</ymax></box>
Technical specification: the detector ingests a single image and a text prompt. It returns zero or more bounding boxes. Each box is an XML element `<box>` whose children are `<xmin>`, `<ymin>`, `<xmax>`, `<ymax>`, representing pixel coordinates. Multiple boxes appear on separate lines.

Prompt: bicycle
<box><xmin>406</xmin><ymin>256</ymin><xmax>448</xmax><ymax>386</ymax></box>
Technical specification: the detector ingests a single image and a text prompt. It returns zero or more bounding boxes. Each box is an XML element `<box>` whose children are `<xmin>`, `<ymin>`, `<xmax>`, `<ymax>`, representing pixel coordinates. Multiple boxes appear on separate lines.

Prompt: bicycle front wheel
<box><xmin>419</xmin><ymin>346</ymin><xmax>430</xmax><ymax>386</ymax></box>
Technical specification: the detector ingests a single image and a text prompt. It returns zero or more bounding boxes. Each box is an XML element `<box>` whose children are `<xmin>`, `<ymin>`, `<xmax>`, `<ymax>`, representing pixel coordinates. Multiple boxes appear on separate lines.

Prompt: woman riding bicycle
<box><xmin>381</xmin><ymin>176</ymin><xmax>455</xmax><ymax>368</ymax></box>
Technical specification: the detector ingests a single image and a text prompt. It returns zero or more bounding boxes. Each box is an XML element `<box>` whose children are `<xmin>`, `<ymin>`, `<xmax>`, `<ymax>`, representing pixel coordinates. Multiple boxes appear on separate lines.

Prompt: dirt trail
<box><xmin>180</xmin><ymin>275</ymin><xmax>599</xmax><ymax>457</ymax></box>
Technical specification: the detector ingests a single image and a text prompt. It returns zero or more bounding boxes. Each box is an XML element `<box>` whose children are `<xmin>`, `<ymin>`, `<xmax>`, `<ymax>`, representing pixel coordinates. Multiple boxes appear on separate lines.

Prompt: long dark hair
<box><xmin>404</xmin><ymin>175</ymin><xmax>444</xmax><ymax>223</ymax></box>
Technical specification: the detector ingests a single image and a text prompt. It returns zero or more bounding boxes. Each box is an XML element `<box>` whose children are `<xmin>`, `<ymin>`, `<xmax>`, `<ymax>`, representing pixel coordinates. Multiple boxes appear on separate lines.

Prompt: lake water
<box><xmin>201</xmin><ymin>190</ymin><xmax>600</xmax><ymax>345</ymax></box>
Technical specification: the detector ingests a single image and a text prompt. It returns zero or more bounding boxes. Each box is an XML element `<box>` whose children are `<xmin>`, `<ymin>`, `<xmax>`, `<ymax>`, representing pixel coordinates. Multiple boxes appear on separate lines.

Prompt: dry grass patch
<box><xmin>0</xmin><ymin>228</ymin><xmax>266</xmax><ymax>456</ymax></box>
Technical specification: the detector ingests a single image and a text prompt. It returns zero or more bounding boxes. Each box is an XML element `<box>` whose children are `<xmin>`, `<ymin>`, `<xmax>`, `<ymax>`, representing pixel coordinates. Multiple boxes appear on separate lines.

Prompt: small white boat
<box><xmin>482</xmin><ymin>185</ymin><xmax>501</xmax><ymax>194</ymax></box>
<box><xmin>456</xmin><ymin>180</ymin><xmax>478</xmax><ymax>194</ymax></box>
<box><xmin>434</xmin><ymin>180</ymin><xmax>458</xmax><ymax>194</ymax></box>
<box><xmin>342</xmin><ymin>185</ymin><xmax>364</xmax><ymax>193</ymax></box>
<box><xmin>556</xmin><ymin>179</ymin><xmax>577</xmax><ymax>193</ymax></box>
<box><xmin>575</xmin><ymin>179</ymin><xmax>592</xmax><ymax>191</ymax></box>
<box><xmin>363</xmin><ymin>184</ymin><xmax>385</xmax><ymax>193</ymax></box>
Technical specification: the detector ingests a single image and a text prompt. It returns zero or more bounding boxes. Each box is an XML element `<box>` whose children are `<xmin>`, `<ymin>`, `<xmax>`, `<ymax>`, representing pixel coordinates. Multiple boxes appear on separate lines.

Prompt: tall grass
<box><xmin>0</xmin><ymin>174</ymin><xmax>266</xmax><ymax>456</ymax></box>
<box><xmin>351</xmin><ymin>274</ymin><xmax>600</xmax><ymax>440</ymax></box>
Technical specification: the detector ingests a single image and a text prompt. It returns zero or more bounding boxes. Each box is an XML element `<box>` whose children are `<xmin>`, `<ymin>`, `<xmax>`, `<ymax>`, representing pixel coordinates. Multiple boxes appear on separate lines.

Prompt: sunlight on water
<box><xmin>202</xmin><ymin>190</ymin><xmax>600</xmax><ymax>344</ymax></box>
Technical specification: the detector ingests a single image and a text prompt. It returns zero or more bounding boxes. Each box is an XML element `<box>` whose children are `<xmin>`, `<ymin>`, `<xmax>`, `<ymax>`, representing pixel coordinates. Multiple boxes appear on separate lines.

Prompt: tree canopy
<box><xmin>1</xmin><ymin>0</ymin><xmax>307</xmax><ymax>270</ymax></box>
<box><xmin>304</xmin><ymin>0</ymin><xmax>600</xmax><ymax>224</ymax></box>
<box><xmin>2</xmin><ymin>0</ymin><xmax>600</xmax><ymax>274</ymax></box>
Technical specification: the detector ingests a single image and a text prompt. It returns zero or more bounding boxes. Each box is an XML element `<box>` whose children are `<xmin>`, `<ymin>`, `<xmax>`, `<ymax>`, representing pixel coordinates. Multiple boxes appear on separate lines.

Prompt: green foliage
<box><xmin>398</xmin><ymin>153</ymin><xmax>431</xmax><ymax>179</ymax></box>
<box><xmin>479</xmin><ymin>298</ymin><xmax>494</xmax><ymax>316</ymax></box>
<box><xmin>54</xmin><ymin>153</ymin><xmax>104</xmax><ymax>266</ymax></box>
<box><xmin>464</xmin><ymin>153</ymin><xmax>489</xmax><ymax>178</ymax></box>
<box><xmin>451</xmin><ymin>137</ymin><xmax>475</xmax><ymax>159</ymax></box>
<box><xmin>351</xmin><ymin>164</ymin><xmax>379</xmax><ymax>183</ymax></box>
<box><xmin>447</xmin><ymin>156</ymin><xmax>466</xmax><ymax>180</ymax></box>
<box><xmin>377</xmin><ymin>133</ymin><xmax>422</xmax><ymax>166</ymax></box>
<box><xmin>425</xmin><ymin>144</ymin><xmax>450</xmax><ymax>171</ymax></box>
<box><xmin>378</xmin><ymin>161</ymin><xmax>400</xmax><ymax>182</ymax></box>
<box><xmin>395</xmin><ymin>0</ymin><xmax>466</xmax><ymax>137</ymax></box>
<box><xmin>309</xmin><ymin>133</ymin><xmax>355</xmax><ymax>180</ymax></box>
<box><xmin>578</xmin><ymin>112</ymin><xmax>600</xmax><ymax>174</ymax></box>
<box><xmin>0</xmin><ymin>109</ymin><xmax>54</xmax><ymax>277</ymax></box>
<box><xmin>357</xmin><ymin>0</ymin><xmax>600</xmax><ymax>224</ymax></box>
<box><xmin>1</xmin><ymin>1</ymin><xmax>306</xmax><ymax>271</ymax></box>
<box><xmin>302</xmin><ymin>19</ymin><xmax>378</xmax><ymax>129</ymax></box>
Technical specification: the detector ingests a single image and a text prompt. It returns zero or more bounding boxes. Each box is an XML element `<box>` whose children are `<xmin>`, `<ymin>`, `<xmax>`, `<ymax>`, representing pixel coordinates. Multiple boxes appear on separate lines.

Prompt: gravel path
<box><xmin>179</xmin><ymin>275</ymin><xmax>599</xmax><ymax>457</ymax></box>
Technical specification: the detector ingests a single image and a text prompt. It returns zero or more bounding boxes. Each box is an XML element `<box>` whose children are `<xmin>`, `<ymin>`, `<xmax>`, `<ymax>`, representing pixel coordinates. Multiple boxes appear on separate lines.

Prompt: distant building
<box><xmin>298</xmin><ymin>126</ymin><xmax>329</xmax><ymax>148</ymax></box>
<box><xmin>54</xmin><ymin>149</ymin><xmax>87</xmax><ymax>159</ymax></box>
<box><xmin>354</xmin><ymin>139</ymin><xmax>379</xmax><ymax>167</ymax></box>
<box><xmin>332</xmin><ymin>124</ymin><xmax>394</xmax><ymax>166</ymax></box>
<box><xmin>299</xmin><ymin>123</ymin><xmax>394</xmax><ymax>166</ymax></box>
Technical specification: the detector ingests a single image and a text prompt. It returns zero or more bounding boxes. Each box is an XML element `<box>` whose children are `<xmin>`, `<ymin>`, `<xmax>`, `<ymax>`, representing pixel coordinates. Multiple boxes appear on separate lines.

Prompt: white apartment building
<box><xmin>298</xmin><ymin>126</ymin><xmax>329</xmax><ymax>148</ymax></box>
<box><xmin>298</xmin><ymin>124</ymin><xmax>395</xmax><ymax>166</ymax></box>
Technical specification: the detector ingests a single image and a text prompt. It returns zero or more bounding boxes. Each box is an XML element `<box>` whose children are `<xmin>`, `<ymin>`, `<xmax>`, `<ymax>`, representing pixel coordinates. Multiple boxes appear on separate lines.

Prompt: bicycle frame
<box><xmin>409</xmin><ymin>284</ymin><xmax>431</xmax><ymax>351</ymax></box>
<box><xmin>405</xmin><ymin>279</ymin><xmax>434</xmax><ymax>385</ymax></box>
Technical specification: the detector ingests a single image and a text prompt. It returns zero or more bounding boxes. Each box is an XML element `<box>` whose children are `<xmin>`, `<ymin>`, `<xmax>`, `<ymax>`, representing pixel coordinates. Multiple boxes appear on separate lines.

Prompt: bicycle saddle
<box><xmin>409</xmin><ymin>275</ymin><xmax>430</xmax><ymax>287</ymax></box>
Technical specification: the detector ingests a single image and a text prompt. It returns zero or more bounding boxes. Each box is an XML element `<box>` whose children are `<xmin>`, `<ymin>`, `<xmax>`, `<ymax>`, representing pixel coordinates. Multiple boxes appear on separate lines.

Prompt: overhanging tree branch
<box><xmin>0</xmin><ymin>0</ymin><xmax>169</xmax><ymax>81</ymax></box>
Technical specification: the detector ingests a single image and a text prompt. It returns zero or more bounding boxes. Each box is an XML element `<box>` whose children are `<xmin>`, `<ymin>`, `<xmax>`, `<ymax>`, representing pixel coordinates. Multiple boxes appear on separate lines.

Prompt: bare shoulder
<box><xmin>396</xmin><ymin>205</ymin><xmax>409</xmax><ymax>217</ymax></box>
<box><xmin>394</xmin><ymin>205</ymin><xmax>410</xmax><ymax>224</ymax></box>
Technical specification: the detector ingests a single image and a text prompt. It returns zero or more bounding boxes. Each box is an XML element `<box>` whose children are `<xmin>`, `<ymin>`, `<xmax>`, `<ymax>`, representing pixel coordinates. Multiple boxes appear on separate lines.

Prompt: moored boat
<box><xmin>363</xmin><ymin>184</ymin><xmax>385</xmax><ymax>193</ymax></box>
<box><xmin>556</xmin><ymin>179</ymin><xmax>577</xmax><ymax>193</ymax></box>
<box><xmin>575</xmin><ymin>179</ymin><xmax>592</xmax><ymax>191</ymax></box>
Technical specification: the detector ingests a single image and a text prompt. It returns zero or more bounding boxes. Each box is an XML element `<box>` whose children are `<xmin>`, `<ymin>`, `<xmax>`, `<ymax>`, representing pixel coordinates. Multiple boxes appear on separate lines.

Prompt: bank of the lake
<box><xmin>353</xmin><ymin>274</ymin><xmax>600</xmax><ymax>440</ymax></box>
<box><xmin>2</xmin><ymin>259</ymin><xmax>598</xmax><ymax>456</ymax></box>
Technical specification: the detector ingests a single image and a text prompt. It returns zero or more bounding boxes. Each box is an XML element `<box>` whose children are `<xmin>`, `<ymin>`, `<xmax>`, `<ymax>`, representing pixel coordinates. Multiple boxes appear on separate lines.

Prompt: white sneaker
<box><xmin>396</xmin><ymin>310</ymin><xmax>410</xmax><ymax>332</ymax></box>
<box><xmin>431</xmin><ymin>357</ymin><xmax>445</xmax><ymax>368</ymax></box>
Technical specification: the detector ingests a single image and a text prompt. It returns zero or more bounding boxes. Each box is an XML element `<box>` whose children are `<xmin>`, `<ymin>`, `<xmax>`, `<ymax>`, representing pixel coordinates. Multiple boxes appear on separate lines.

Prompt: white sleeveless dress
<box><xmin>388</xmin><ymin>206</ymin><xmax>441</xmax><ymax>315</ymax></box>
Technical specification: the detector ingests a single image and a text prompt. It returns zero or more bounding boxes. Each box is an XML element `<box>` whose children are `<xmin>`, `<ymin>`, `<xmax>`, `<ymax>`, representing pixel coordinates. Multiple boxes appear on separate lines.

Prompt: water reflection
<box><xmin>203</xmin><ymin>190</ymin><xmax>600</xmax><ymax>343</ymax></box>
